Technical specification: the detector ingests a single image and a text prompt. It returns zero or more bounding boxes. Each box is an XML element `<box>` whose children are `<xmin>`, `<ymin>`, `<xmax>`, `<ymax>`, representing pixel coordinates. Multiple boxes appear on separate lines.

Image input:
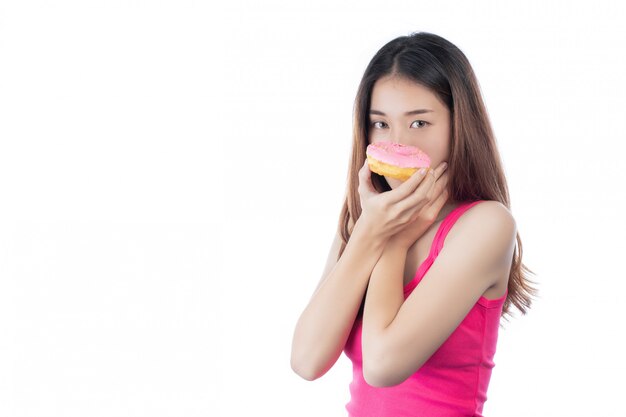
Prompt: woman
<box><xmin>291</xmin><ymin>31</ymin><xmax>538</xmax><ymax>417</ymax></box>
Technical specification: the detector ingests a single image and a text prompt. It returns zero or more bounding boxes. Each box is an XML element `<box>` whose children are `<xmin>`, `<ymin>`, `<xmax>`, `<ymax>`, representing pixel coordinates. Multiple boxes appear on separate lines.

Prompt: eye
<box><xmin>411</xmin><ymin>120</ymin><xmax>429</xmax><ymax>128</ymax></box>
<box><xmin>369</xmin><ymin>120</ymin><xmax>429</xmax><ymax>129</ymax></box>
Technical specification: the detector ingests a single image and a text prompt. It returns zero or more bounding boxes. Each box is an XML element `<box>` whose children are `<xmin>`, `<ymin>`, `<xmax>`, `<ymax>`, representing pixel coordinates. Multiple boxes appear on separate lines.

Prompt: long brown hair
<box><xmin>337</xmin><ymin>31</ymin><xmax>538</xmax><ymax>322</ymax></box>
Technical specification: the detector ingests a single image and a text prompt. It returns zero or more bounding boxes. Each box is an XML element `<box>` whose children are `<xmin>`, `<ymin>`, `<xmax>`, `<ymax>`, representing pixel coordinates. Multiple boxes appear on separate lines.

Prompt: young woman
<box><xmin>291</xmin><ymin>31</ymin><xmax>538</xmax><ymax>417</ymax></box>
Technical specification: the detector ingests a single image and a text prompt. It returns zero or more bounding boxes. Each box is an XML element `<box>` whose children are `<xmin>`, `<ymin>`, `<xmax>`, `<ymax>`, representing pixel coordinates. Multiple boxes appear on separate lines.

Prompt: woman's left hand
<box><xmin>387</xmin><ymin>164</ymin><xmax>450</xmax><ymax>250</ymax></box>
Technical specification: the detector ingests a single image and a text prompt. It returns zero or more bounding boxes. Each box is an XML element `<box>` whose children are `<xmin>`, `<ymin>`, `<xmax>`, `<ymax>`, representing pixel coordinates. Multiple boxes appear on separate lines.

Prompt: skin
<box><xmin>360</xmin><ymin>199</ymin><xmax>517</xmax><ymax>387</ymax></box>
<box><xmin>368</xmin><ymin>76</ymin><xmax>449</xmax><ymax>184</ymax></box>
<box><xmin>290</xmin><ymin>75</ymin><xmax>517</xmax><ymax>385</ymax></box>
<box><xmin>359</xmin><ymin>77</ymin><xmax>517</xmax><ymax>387</ymax></box>
<box><xmin>358</xmin><ymin>75</ymin><xmax>517</xmax><ymax>387</ymax></box>
<box><xmin>367</xmin><ymin>74</ymin><xmax>459</xmax><ymax>284</ymax></box>
<box><xmin>368</xmin><ymin>75</ymin><xmax>458</xmax><ymax>223</ymax></box>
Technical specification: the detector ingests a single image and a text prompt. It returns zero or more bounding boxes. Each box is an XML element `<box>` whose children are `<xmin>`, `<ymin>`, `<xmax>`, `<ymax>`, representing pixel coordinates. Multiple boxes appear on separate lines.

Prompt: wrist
<box><xmin>385</xmin><ymin>237</ymin><xmax>412</xmax><ymax>253</ymax></box>
<box><xmin>353</xmin><ymin>216</ymin><xmax>388</xmax><ymax>250</ymax></box>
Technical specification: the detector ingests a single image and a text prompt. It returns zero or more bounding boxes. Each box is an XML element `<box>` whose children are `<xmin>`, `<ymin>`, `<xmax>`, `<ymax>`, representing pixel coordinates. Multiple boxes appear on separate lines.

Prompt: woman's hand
<box><xmin>387</xmin><ymin>166</ymin><xmax>450</xmax><ymax>250</ymax></box>
<box><xmin>357</xmin><ymin>160</ymin><xmax>450</xmax><ymax>247</ymax></box>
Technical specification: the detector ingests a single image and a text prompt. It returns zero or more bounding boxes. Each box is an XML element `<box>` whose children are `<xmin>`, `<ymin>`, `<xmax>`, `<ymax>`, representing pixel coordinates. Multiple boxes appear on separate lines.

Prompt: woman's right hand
<box><xmin>357</xmin><ymin>159</ymin><xmax>448</xmax><ymax>242</ymax></box>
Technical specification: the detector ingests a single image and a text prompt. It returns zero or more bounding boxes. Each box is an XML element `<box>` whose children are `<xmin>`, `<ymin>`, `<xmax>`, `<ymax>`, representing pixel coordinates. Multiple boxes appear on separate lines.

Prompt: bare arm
<box><xmin>309</xmin><ymin>229</ymin><xmax>344</xmax><ymax>300</ymax></box>
<box><xmin>290</xmin><ymin>218</ymin><xmax>387</xmax><ymax>381</ymax></box>
<box><xmin>361</xmin><ymin>202</ymin><xmax>516</xmax><ymax>387</ymax></box>
<box><xmin>290</xmin><ymin>160</ymin><xmax>446</xmax><ymax>381</ymax></box>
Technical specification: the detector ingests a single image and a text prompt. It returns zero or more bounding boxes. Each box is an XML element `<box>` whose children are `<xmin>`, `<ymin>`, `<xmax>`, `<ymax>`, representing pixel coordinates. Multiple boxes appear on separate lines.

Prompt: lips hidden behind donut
<box><xmin>366</xmin><ymin>141</ymin><xmax>431</xmax><ymax>181</ymax></box>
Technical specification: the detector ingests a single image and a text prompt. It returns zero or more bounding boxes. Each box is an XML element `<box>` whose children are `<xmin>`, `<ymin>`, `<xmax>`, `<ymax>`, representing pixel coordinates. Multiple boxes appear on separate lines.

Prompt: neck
<box><xmin>434</xmin><ymin>201</ymin><xmax>459</xmax><ymax>224</ymax></box>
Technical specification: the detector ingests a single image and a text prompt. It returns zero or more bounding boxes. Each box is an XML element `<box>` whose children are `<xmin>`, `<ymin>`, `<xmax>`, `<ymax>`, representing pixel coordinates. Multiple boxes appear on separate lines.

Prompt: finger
<box><xmin>393</xmin><ymin>164</ymin><xmax>448</xmax><ymax>217</ymax></box>
<box><xmin>434</xmin><ymin>170</ymin><xmax>450</xmax><ymax>189</ymax></box>
<box><xmin>358</xmin><ymin>159</ymin><xmax>377</xmax><ymax>197</ymax></box>
<box><xmin>397</xmin><ymin>167</ymin><xmax>443</xmax><ymax>213</ymax></box>
<box><xmin>422</xmin><ymin>169</ymin><xmax>449</xmax><ymax>195</ymax></box>
<box><xmin>424</xmin><ymin>187</ymin><xmax>450</xmax><ymax>221</ymax></box>
<box><xmin>393</xmin><ymin>172</ymin><xmax>436</xmax><ymax>215</ymax></box>
<box><xmin>419</xmin><ymin>183</ymin><xmax>449</xmax><ymax>214</ymax></box>
<box><xmin>407</xmin><ymin>185</ymin><xmax>449</xmax><ymax>224</ymax></box>
<box><xmin>425</xmin><ymin>170</ymin><xmax>450</xmax><ymax>201</ymax></box>
<box><xmin>386</xmin><ymin>166</ymin><xmax>430</xmax><ymax>204</ymax></box>
<box><xmin>427</xmin><ymin>179</ymin><xmax>449</xmax><ymax>208</ymax></box>
<box><xmin>425</xmin><ymin>171</ymin><xmax>438</xmax><ymax>200</ymax></box>
<box><xmin>358</xmin><ymin>158</ymin><xmax>368</xmax><ymax>179</ymax></box>
<box><xmin>433</xmin><ymin>161</ymin><xmax>449</xmax><ymax>180</ymax></box>
<box><xmin>435</xmin><ymin>187</ymin><xmax>450</xmax><ymax>212</ymax></box>
<box><xmin>358</xmin><ymin>158</ymin><xmax>368</xmax><ymax>174</ymax></box>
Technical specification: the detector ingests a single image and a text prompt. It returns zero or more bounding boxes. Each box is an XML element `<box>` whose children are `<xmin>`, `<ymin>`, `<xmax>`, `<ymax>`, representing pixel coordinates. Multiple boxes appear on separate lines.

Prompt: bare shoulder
<box><xmin>445</xmin><ymin>200</ymin><xmax>517</xmax><ymax>282</ymax></box>
<box><xmin>456</xmin><ymin>200</ymin><xmax>516</xmax><ymax>238</ymax></box>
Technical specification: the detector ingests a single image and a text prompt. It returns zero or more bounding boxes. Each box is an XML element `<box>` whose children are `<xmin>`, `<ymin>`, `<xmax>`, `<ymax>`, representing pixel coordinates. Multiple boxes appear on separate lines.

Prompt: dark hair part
<box><xmin>337</xmin><ymin>31</ymin><xmax>538</xmax><ymax>322</ymax></box>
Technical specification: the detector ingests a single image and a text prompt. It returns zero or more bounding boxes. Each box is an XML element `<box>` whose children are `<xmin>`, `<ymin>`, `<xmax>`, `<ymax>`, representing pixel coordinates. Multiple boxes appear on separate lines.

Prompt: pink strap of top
<box><xmin>431</xmin><ymin>200</ymin><xmax>484</xmax><ymax>258</ymax></box>
<box><xmin>403</xmin><ymin>200</ymin><xmax>485</xmax><ymax>297</ymax></box>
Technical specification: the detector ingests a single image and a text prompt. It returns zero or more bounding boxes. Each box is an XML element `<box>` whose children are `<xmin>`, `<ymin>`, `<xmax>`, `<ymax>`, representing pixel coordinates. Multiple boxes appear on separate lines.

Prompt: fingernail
<box><xmin>419</xmin><ymin>168</ymin><xmax>427</xmax><ymax>175</ymax></box>
<box><xmin>442</xmin><ymin>163</ymin><xmax>448</xmax><ymax>170</ymax></box>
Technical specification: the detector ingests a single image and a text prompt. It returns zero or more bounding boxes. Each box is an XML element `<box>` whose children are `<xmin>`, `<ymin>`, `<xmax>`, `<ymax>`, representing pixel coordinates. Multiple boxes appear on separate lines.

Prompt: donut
<box><xmin>366</xmin><ymin>141</ymin><xmax>431</xmax><ymax>181</ymax></box>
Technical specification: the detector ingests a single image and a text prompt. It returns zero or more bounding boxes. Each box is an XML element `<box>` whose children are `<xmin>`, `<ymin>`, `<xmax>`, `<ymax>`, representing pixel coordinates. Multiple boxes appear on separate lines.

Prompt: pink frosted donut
<box><xmin>366</xmin><ymin>141</ymin><xmax>431</xmax><ymax>181</ymax></box>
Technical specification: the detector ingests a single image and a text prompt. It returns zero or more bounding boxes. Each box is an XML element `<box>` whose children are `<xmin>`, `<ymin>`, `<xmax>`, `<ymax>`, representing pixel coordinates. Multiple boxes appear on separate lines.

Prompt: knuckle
<box><xmin>425</xmin><ymin>212</ymin><xmax>437</xmax><ymax>223</ymax></box>
<box><xmin>389</xmin><ymin>205</ymin><xmax>404</xmax><ymax>221</ymax></box>
<box><xmin>398</xmin><ymin>212</ymin><xmax>412</xmax><ymax>225</ymax></box>
<box><xmin>415</xmin><ymin>188</ymin><xmax>428</xmax><ymax>199</ymax></box>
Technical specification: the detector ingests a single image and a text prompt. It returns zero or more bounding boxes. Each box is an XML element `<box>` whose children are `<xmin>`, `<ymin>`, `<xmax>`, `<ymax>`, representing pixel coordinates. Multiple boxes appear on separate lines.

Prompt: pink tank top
<box><xmin>343</xmin><ymin>200</ymin><xmax>508</xmax><ymax>417</ymax></box>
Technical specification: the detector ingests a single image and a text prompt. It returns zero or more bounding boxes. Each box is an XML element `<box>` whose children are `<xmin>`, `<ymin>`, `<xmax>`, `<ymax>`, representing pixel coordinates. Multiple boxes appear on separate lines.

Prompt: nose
<box><xmin>388</xmin><ymin>130</ymin><xmax>404</xmax><ymax>145</ymax></box>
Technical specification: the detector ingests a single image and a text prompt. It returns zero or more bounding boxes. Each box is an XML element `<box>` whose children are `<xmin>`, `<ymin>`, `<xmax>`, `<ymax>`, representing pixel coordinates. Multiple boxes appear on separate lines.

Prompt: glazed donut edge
<box><xmin>367</xmin><ymin>155</ymin><xmax>419</xmax><ymax>181</ymax></box>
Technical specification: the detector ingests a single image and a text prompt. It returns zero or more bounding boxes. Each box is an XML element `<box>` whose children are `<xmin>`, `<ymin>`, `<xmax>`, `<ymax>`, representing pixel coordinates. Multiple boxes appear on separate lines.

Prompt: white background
<box><xmin>1</xmin><ymin>1</ymin><xmax>625</xmax><ymax>416</ymax></box>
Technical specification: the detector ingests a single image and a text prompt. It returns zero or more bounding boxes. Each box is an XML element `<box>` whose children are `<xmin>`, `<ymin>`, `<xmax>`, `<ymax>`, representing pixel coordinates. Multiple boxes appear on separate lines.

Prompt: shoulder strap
<box><xmin>429</xmin><ymin>200</ymin><xmax>485</xmax><ymax>260</ymax></box>
<box><xmin>403</xmin><ymin>200</ymin><xmax>487</xmax><ymax>296</ymax></box>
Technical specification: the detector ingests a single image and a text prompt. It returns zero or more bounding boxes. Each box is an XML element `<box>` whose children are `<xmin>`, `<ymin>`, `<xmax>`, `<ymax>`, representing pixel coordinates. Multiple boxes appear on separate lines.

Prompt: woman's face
<box><xmin>368</xmin><ymin>75</ymin><xmax>451</xmax><ymax>189</ymax></box>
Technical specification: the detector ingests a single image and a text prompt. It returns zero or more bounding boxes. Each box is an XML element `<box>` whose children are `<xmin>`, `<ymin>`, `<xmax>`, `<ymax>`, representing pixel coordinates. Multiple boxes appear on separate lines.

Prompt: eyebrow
<box><xmin>369</xmin><ymin>109</ymin><xmax>434</xmax><ymax>116</ymax></box>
